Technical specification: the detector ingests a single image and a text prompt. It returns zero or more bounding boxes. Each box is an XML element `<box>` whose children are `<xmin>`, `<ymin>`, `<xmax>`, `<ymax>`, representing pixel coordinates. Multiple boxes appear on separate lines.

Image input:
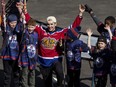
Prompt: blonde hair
<box><xmin>47</xmin><ymin>16</ymin><xmax>57</xmax><ymax>23</ymax></box>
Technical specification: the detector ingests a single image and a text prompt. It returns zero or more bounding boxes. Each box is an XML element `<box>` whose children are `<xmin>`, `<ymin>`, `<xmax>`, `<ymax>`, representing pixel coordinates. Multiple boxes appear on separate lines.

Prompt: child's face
<box><xmin>97</xmin><ymin>41</ymin><xmax>106</xmax><ymax>50</ymax></box>
<box><xmin>28</xmin><ymin>25</ymin><xmax>35</xmax><ymax>33</ymax></box>
<box><xmin>9</xmin><ymin>21</ymin><xmax>17</xmax><ymax>29</ymax></box>
<box><xmin>105</xmin><ymin>20</ymin><xmax>114</xmax><ymax>28</ymax></box>
<box><xmin>47</xmin><ymin>20</ymin><xmax>56</xmax><ymax>32</ymax></box>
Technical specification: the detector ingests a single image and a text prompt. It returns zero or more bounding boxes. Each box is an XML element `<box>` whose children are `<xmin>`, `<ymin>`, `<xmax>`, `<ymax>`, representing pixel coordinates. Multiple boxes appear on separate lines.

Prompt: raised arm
<box><xmin>1</xmin><ymin>1</ymin><xmax>6</xmax><ymax>32</ymax></box>
<box><xmin>85</xmin><ymin>4</ymin><xmax>103</xmax><ymax>26</ymax></box>
<box><xmin>71</xmin><ymin>4</ymin><xmax>85</xmax><ymax>28</ymax></box>
<box><xmin>16</xmin><ymin>1</ymin><xmax>30</xmax><ymax>23</ymax></box>
<box><xmin>104</xmin><ymin>24</ymin><xmax>113</xmax><ymax>41</ymax></box>
<box><xmin>86</xmin><ymin>28</ymin><xmax>93</xmax><ymax>49</ymax></box>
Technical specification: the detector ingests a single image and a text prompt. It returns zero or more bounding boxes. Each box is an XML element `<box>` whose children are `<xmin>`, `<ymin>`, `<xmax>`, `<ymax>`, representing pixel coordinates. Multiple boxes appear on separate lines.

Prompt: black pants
<box><xmin>3</xmin><ymin>60</ymin><xmax>20</xmax><ymax>87</ymax></box>
<box><xmin>40</xmin><ymin>61</ymin><xmax>64</xmax><ymax>87</ymax></box>
<box><xmin>67</xmin><ymin>69</ymin><xmax>80</xmax><ymax>87</ymax></box>
<box><xmin>95</xmin><ymin>75</ymin><xmax>107</xmax><ymax>87</ymax></box>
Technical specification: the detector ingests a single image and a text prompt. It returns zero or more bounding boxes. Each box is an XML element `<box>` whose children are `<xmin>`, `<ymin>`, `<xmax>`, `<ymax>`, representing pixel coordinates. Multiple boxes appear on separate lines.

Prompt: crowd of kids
<box><xmin>0</xmin><ymin>1</ymin><xmax>116</xmax><ymax>87</ymax></box>
<box><xmin>85</xmin><ymin>4</ymin><xmax>116</xmax><ymax>87</ymax></box>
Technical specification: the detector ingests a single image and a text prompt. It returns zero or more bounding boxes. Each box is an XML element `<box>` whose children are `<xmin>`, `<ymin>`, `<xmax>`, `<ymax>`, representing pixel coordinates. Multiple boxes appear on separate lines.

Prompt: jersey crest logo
<box><xmin>41</xmin><ymin>37</ymin><xmax>57</xmax><ymax>49</ymax></box>
<box><xmin>9</xmin><ymin>35</ymin><xmax>18</xmax><ymax>49</ymax></box>
<box><xmin>27</xmin><ymin>44</ymin><xmax>36</xmax><ymax>59</ymax></box>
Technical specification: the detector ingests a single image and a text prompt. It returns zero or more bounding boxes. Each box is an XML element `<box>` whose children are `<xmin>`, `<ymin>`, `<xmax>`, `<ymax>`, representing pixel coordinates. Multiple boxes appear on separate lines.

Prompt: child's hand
<box><xmin>79</xmin><ymin>4</ymin><xmax>85</xmax><ymax>13</ymax></box>
<box><xmin>1</xmin><ymin>2</ymin><xmax>5</xmax><ymax>7</ymax></box>
<box><xmin>104</xmin><ymin>24</ymin><xmax>110</xmax><ymax>31</ymax></box>
<box><xmin>86</xmin><ymin>28</ymin><xmax>93</xmax><ymax>36</ymax></box>
<box><xmin>59</xmin><ymin>37</ymin><xmax>63</xmax><ymax>47</ymax></box>
<box><xmin>104</xmin><ymin>24</ymin><xmax>113</xmax><ymax>40</ymax></box>
<box><xmin>16</xmin><ymin>2</ymin><xmax>24</xmax><ymax>9</ymax></box>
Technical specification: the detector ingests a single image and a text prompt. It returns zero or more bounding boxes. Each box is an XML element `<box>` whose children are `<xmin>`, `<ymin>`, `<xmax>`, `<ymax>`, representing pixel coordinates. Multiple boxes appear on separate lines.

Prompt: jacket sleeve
<box><xmin>89</xmin><ymin>12</ymin><xmax>103</xmax><ymax>26</ymax></box>
<box><xmin>89</xmin><ymin>12</ymin><xmax>107</xmax><ymax>35</ymax></box>
<box><xmin>72</xmin><ymin>15</ymin><xmax>83</xmax><ymax>28</ymax></box>
<box><xmin>81</xmin><ymin>42</ymin><xmax>89</xmax><ymax>52</ymax></box>
<box><xmin>24</xmin><ymin>13</ymin><xmax>31</xmax><ymax>23</ymax></box>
